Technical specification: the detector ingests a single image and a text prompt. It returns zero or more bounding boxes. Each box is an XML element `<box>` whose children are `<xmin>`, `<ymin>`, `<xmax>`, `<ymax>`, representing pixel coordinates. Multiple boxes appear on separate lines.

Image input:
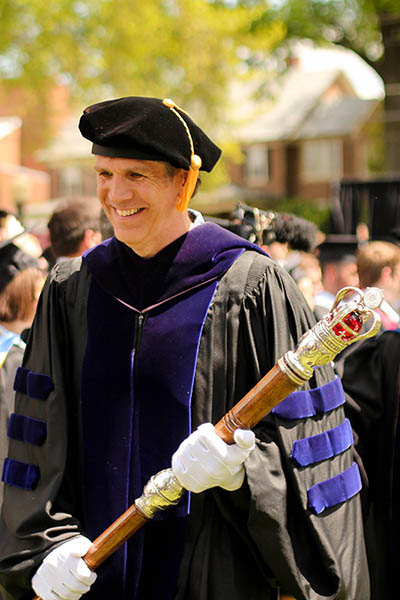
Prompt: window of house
<box><xmin>59</xmin><ymin>166</ymin><xmax>83</xmax><ymax>196</ymax></box>
<box><xmin>244</xmin><ymin>144</ymin><xmax>269</xmax><ymax>185</ymax></box>
<box><xmin>301</xmin><ymin>139</ymin><xmax>342</xmax><ymax>183</ymax></box>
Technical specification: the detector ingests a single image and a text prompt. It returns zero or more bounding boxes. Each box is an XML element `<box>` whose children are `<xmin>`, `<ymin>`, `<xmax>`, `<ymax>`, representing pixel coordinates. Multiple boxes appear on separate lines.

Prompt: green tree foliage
<box><xmin>0</xmin><ymin>0</ymin><xmax>284</xmax><ymax>115</ymax></box>
<box><xmin>0</xmin><ymin>0</ymin><xmax>275</xmax><ymax>184</ymax></box>
<box><xmin>240</xmin><ymin>0</ymin><xmax>399</xmax><ymax>70</ymax></box>
<box><xmin>0</xmin><ymin>0</ymin><xmax>287</xmax><ymax>168</ymax></box>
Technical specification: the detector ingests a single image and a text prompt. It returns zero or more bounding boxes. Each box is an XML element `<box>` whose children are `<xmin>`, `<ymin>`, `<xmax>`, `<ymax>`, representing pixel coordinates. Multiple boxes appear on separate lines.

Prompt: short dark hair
<box><xmin>48</xmin><ymin>198</ymin><xmax>100</xmax><ymax>257</ymax></box>
<box><xmin>263</xmin><ymin>213</ymin><xmax>318</xmax><ymax>252</ymax></box>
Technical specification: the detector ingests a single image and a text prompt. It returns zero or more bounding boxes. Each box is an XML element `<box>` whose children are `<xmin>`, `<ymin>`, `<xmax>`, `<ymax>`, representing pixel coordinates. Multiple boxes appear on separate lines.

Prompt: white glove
<box><xmin>171</xmin><ymin>422</ymin><xmax>255</xmax><ymax>493</ymax></box>
<box><xmin>32</xmin><ymin>536</ymin><xmax>97</xmax><ymax>600</ymax></box>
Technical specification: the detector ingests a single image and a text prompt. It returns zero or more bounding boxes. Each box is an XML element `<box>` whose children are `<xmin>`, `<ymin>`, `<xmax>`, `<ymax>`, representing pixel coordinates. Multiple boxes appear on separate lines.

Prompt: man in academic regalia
<box><xmin>0</xmin><ymin>97</ymin><xmax>369</xmax><ymax>600</ymax></box>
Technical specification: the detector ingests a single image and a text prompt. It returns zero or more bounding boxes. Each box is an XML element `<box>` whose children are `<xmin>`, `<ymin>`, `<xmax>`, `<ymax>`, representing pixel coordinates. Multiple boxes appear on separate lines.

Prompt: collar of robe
<box><xmin>82</xmin><ymin>222</ymin><xmax>265</xmax><ymax>311</ymax></box>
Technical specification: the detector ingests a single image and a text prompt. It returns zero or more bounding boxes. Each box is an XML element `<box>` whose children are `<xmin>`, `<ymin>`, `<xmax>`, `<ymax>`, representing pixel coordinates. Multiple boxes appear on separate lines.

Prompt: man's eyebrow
<box><xmin>94</xmin><ymin>165</ymin><xmax>148</xmax><ymax>174</ymax></box>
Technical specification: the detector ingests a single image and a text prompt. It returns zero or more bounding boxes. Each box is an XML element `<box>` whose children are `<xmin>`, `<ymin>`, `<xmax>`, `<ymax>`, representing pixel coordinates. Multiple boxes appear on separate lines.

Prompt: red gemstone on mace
<box><xmin>332</xmin><ymin>312</ymin><xmax>362</xmax><ymax>340</ymax></box>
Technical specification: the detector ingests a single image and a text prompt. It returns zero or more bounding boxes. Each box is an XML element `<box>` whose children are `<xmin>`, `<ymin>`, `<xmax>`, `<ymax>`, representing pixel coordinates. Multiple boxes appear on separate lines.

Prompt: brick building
<box><xmin>195</xmin><ymin>66</ymin><xmax>382</xmax><ymax>216</ymax></box>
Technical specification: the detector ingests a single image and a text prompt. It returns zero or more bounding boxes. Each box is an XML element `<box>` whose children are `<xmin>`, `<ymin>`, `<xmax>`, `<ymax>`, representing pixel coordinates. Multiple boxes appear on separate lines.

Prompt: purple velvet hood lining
<box><xmin>82</xmin><ymin>222</ymin><xmax>264</xmax><ymax>311</ymax></box>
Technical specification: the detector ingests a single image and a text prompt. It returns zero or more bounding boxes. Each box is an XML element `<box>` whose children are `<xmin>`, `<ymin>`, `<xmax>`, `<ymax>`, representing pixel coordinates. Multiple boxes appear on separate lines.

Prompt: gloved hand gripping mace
<box><xmin>33</xmin><ymin>285</ymin><xmax>384</xmax><ymax>593</ymax></box>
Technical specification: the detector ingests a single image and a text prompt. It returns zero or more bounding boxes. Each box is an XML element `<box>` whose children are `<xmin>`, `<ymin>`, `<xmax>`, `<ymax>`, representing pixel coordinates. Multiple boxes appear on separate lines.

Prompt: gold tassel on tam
<box><xmin>162</xmin><ymin>98</ymin><xmax>202</xmax><ymax>213</ymax></box>
<box><xmin>176</xmin><ymin>153</ymin><xmax>202</xmax><ymax>213</ymax></box>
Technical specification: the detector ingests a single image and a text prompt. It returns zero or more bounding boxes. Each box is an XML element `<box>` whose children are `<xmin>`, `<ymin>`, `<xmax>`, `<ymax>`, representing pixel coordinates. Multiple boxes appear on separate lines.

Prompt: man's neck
<box><xmin>127</xmin><ymin>212</ymin><xmax>193</xmax><ymax>258</ymax></box>
<box><xmin>0</xmin><ymin>320</ymin><xmax>29</xmax><ymax>335</ymax></box>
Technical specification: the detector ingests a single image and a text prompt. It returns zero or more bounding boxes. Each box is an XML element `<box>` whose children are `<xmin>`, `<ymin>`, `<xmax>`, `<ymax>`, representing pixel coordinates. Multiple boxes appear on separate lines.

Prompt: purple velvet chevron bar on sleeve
<box><xmin>1</xmin><ymin>457</ymin><xmax>40</xmax><ymax>490</ymax></box>
<box><xmin>290</xmin><ymin>419</ymin><xmax>353</xmax><ymax>467</ymax></box>
<box><xmin>7</xmin><ymin>413</ymin><xmax>47</xmax><ymax>446</ymax></box>
<box><xmin>307</xmin><ymin>462</ymin><xmax>362</xmax><ymax>514</ymax></box>
<box><xmin>13</xmin><ymin>367</ymin><xmax>54</xmax><ymax>400</ymax></box>
<box><xmin>272</xmin><ymin>377</ymin><xmax>345</xmax><ymax>420</ymax></box>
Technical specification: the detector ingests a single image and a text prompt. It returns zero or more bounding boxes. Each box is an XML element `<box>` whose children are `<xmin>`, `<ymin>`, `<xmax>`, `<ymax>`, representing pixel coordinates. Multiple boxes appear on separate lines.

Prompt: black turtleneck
<box><xmin>117</xmin><ymin>234</ymin><xmax>187</xmax><ymax>311</ymax></box>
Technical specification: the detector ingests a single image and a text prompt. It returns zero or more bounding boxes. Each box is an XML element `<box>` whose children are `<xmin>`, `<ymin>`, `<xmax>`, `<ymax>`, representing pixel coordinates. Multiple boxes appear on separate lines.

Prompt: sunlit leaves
<box><xmin>246</xmin><ymin>0</ymin><xmax>398</xmax><ymax>64</ymax></box>
<box><xmin>0</xmin><ymin>0</ymin><xmax>285</xmax><ymax>117</ymax></box>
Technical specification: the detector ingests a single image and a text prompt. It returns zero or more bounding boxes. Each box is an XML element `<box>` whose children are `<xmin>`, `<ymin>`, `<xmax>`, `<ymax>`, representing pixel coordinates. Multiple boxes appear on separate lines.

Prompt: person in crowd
<box><xmin>47</xmin><ymin>197</ymin><xmax>102</xmax><ymax>261</ymax></box>
<box><xmin>228</xmin><ymin>206</ymin><xmax>322</xmax><ymax>316</ymax></box>
<box><xmin>341</xmin><ymin>329</ymin><xmax>400</xmax><ymax>599</ymax></box>
<box><xmin>228</xmin><ymin>204</ymin><xmax>319</xmax><ymax>268</ymax></box>
<box><xmin>0</xmin><ymin>242</ymin><xmax>45</xmax><ymax>507</ymax></box>
<box><xmin>356</xmin><ymin>222</ymin><xmax>369</xmax><ymax>246</ymax></box>
<box><xmin>356</xmin><ymin>240</ymin><xmax>400</xmax><ymax>330</ymax></box>
<box><xmin>289</xmin><ymin>252</ymin><xmax>324</xmax><ymax>313</ymax></box>
<box><xmin>261</xmin><ymin>212</ymin><xmax>319</xmax><ymax>268</ymax></box>
<box><xmin>0</xmin><ymin>211</ymin><xmax>47</xmax><ymax>272</ymax></box>
<box><xmin>314</xmin><ymin>235</ymin><xmax>359</xmax><ymax>318</ymax></box>
<box><xmin>0</xmin><ymin>96</ymin><xmax>368</xmax><ymax>600</ymax></box>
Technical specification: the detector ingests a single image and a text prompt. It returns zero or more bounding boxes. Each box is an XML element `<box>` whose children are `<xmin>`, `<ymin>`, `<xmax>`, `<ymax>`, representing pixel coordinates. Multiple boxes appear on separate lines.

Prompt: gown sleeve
<box><xmin>0</xmin><ymin>258</ymin><xmax>90</xmax><ymax>599</ymax></box>
<box><xmin>243</xmin><ymin>255</ymin><xmax>368</xmax><ymax>600</ymax></box>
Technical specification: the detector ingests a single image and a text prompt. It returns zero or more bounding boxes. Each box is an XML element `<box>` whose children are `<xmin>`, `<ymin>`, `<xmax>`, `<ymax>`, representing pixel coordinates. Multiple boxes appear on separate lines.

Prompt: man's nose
<box><xmin>108</xmin><ymin>176</ymin><xmax>132</xmax><ymax>202</ymax></box>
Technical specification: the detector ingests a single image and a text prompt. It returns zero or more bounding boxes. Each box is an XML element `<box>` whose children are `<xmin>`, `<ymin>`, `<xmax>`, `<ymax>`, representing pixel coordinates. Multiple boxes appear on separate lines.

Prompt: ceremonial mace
<box><xmin>32</xmin><ymin>286</ymin><xmax>383</xmax><ymax>598</ymax></box>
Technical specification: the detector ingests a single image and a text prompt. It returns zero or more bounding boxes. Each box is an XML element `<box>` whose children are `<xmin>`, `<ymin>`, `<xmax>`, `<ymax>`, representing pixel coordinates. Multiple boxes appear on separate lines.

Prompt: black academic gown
<box><xmin>342</xmin><ymin>330</ymin><xmax>400</xmax><ymax>600</ymax></box>
<box><xmin>0</xmin><ymin>224</ymin><xmax>369</xmax><ymax>600</ymax></box>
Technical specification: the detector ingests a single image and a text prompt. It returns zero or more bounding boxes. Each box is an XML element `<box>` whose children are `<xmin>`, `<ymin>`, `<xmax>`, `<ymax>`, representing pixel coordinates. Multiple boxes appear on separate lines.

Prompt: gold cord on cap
<box><xmin>162</xmin><ymin>98</ymin><xmax>202</xmax><ymax>213</ymax></box>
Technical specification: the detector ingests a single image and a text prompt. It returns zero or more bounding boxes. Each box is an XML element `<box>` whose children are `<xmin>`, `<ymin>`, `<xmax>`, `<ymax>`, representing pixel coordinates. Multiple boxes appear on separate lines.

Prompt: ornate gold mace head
<box><xmin>279</xmin><ymin>286</ymin><xmax>384</xmax><ymax>386</ymax></box>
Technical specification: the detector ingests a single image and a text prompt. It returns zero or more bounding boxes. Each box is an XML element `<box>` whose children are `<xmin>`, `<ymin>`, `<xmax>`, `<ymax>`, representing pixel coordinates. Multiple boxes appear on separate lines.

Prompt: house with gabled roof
<box><xmin>216</xmin><ymin>66</ymin><xmax>382</xmax><ymax>214</ymax></box>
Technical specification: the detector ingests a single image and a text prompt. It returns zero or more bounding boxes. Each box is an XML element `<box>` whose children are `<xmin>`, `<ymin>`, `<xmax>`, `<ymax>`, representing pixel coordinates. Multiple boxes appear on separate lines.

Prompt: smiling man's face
<box><xmin>95</xmin><ymin>155</ymin><xmax>190</xmax><ymax>257</ymax></box>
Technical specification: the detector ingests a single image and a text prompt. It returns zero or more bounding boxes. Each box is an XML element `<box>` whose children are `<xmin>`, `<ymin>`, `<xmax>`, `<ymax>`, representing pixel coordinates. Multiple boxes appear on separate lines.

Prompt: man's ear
<box><xmin>380</xmin><ymin>265</ymin><xmax>392</xmax><ymax>285</ymax></box>
<box><xmin>175</xmin><ymin>170</ymin><xmax>189</xmax><ymax>205</ymax></box>
<box><xmin>82</xmin><ymin>229</ymin><xmax>101</xmax><ymax>251</ymax></box>
<box><xmin>178</xmin><ymin>169</ymin><xmax>189</xmax><ymax>191</ymax></box>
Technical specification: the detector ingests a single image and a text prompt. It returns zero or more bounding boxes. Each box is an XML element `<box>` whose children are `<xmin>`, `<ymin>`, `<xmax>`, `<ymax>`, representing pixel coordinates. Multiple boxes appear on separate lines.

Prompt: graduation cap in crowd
<box><xmin>316</xmin><ymin>234</ymin><xmax>359</xmax><ymax>265</ymax></box>
<box><xmin>0</xmin><ymin>240</ymin><xmax>39</xmax><ymax>293</ymax></box>
<box><xmin>79</xmin><ymin>96</ymin><xmax>222</xmax><ymax>213</ymax></box>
